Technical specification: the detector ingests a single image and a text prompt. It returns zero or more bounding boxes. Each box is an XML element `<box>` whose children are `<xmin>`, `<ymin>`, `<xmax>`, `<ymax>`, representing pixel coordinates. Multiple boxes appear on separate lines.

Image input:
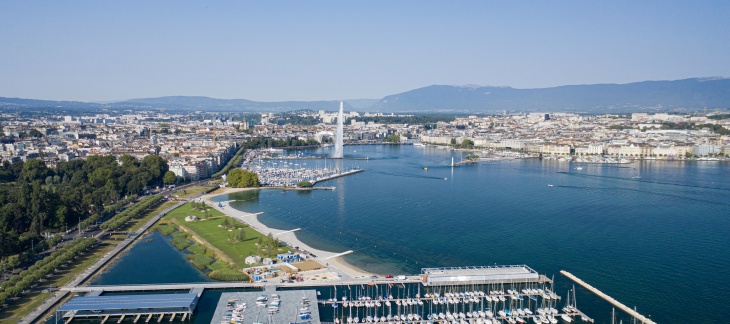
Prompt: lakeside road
<box><xmin>204</xmin><ymin>188</ymin><xmax>373</xmax><ymax>279</ymax></box>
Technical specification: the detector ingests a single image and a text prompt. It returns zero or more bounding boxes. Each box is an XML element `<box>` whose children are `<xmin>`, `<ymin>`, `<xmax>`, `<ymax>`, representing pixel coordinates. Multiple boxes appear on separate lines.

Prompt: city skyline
<box><xmin>2</xmin><ymin>1</ymin><xmax>730</xmax><ymax>102</ymax></box>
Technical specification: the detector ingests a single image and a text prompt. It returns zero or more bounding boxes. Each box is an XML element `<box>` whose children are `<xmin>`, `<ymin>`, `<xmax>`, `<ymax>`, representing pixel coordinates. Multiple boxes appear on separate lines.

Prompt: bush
<box><xmin>297</xmin><ymin>181</ymin><xmax>313</xmax><ymax>188</ymax></box>
<box><xmin>171</xmin><ymin>237</ymin><xmax>191</xmax><ymax>250</ymax></box>
<box><xmin>187</xmin><ymin>244</ymin><xmax>206</xmax><ymax>255</ymax></box>
<box><xmin>171</xmin><ymin>231</ymin><xmax>188</xmax><ymax>240</ymax></box>
<box><xmin>208</xmin><ymin>271</ymin><xmax>249</xmax><ymax>281</ymax></box>
<box><xmin>153</xmin><ymin>224</ymin><xmax>176</xmax><ymax>236</ymax></box>
<box><xmin>187</xmin><ymin>254</ymin><xmax>214</xmax><ymax>270</ymax></box>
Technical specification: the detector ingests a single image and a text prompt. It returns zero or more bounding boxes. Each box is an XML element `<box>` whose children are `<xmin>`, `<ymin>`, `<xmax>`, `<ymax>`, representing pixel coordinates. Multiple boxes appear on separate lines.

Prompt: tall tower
<box><xmin>332</xmin><ymin>101</ymin><xmax>344</xmax><ymax>158</ymax></box>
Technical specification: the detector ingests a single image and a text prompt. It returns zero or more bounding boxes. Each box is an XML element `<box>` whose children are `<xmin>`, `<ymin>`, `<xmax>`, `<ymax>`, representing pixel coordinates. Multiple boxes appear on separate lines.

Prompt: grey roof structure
<box><xmin>58</xmin><ymin>293</ymin><xmax>197</xmax><ymax>312</ymax></box>
<box><xmin>421</xmin><ymin>265</ymin><xmax>540</xmax><ymax>285</ymax></box>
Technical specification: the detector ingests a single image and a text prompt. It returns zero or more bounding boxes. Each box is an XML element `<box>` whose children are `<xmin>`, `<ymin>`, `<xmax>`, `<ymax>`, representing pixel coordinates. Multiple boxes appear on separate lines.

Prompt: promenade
<box><xmin>205</xmin><ymin>190</ymin><xmax>373</xmax><ymax>280</ymax></box>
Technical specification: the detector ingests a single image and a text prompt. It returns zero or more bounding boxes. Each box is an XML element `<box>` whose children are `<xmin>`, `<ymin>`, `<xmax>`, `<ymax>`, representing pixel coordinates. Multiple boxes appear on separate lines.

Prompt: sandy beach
<box><xmin>204</xmin><ymin>188</ymin><xmax>373</xmax><ymax>279</ymax></box>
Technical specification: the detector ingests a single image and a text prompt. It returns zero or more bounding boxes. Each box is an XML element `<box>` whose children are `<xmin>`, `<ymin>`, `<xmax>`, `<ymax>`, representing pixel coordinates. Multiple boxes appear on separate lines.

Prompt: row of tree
<box><xmin>100</xmin><ymin>195</ymin><xmax>164</xmax><ymax>231</ymax></box>
<box><xmin>212</xmin><ymin>145</ymin><xmax>246</xmax><ymax>178</ymax></box>
<box><xmin>0</xmin><ymin>237</ymin><xmax>96</xmax><ymax>306</ymax></box>
<box><xmin>103</xmin><ymin>195</ymin><xmax>138</xmax><ymax>215</ymax></box>
<box><xmin>0</xmin><ymin>154</ymin><xmax>169</xmax><ymax>258</ymax></box>
<box><xmin>345</xmin><ymin>114</ymin><xmax>456</xmax><ymax>126</ymax></box>
<box><xmin>240</xmin><ymin>137</ymin><xmax>319</xmax><ymax>150</ymax></box>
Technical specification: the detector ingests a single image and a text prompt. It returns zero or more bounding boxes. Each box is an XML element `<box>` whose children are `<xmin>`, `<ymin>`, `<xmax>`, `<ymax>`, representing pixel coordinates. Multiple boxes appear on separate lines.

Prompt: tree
<box><xmin>297</xmin><ymin>181</ymin><xmax>313</xmax><ymax>188</ymax></box>
<box><xmin>163</xmin><ymin>171</ymin><xmax>177</xmax><ymax>185</ymax></box>
<box><xmin>227</xmin><ymin>169</ymin><xmax>260</xmax><ymax>188</ymax></box>
<box><xmin>120</xmin><ymin>155</ymin><xmax>138</xmax><ymax>169</ymax></box>
<box><xmin>384</xmin><ymin>134</ymin><xmax>400</xmax><ymax>143</ymax></box>
<box><xmin>461</xmin><ymin>139</ymin><xmax>475</xmax><ymax>148</ymax></box>
<box><xmin>140</xmin><ymin>155</ymin><xmax>169</xmax><ymax>186</ymax></box>
<box><xmin>233</xmin><ymin>228</ymin><xmax>246</xmax><ymax>242</ymax></box>
<box><xmin>21</xmin><ymin>159</ymin><xmax>50</xmax><ymax>183</ymax></box>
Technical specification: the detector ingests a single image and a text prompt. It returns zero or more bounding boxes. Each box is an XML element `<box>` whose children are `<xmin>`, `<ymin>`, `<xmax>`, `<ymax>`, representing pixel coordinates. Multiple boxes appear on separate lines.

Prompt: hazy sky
<box><xmin>1</xmin><ymin>1</ymin><xmax>729</xmax><ymax>102</ymax></box>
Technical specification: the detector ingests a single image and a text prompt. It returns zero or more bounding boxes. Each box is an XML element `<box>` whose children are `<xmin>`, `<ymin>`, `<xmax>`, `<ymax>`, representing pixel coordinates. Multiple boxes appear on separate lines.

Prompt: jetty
<box><xmin>561</xmin><ymin>270</ymin><xmax>656</xmax><ymax>324</ymax></box>
<box><xmin>311</xmin><ymin>169</ymin><xmax>364</xmax><ymax>185</ymax></box>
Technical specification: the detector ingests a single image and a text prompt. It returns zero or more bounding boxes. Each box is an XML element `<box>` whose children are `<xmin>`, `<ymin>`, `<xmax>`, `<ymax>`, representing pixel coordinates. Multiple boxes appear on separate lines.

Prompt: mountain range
<box><xmin>1</xmin><ymin>77</ymin><xmax>729</xmax><ymax>114</ymax></box>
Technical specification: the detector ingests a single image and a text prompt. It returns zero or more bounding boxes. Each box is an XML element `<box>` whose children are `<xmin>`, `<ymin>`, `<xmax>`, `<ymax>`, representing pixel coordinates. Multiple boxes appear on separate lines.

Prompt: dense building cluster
<box><xmin>419</xmin><ymin>112</ymin><xmax>730</xmax><ymax>159</ymax></box>
<box><xmin>0</xmin><ymin>112</ymin><xmax>243</xmax><ymax>181</ymax></box>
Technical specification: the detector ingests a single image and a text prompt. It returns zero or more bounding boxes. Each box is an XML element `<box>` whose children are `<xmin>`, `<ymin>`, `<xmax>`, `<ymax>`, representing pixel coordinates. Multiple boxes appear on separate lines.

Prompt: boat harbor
<box><xmin>243</xmin><ymin>159</ymin><xmax>363</xmax><ymax>187</ymax></box>
<box><xmin>53</xmin><ymin>265</ymin><xmax>606</xmax><ymax>323</ymax></box>
<box><xmin>312</xmin><ymin>266</ymin><xmax>593</xmax><ymax>324</ymax></box>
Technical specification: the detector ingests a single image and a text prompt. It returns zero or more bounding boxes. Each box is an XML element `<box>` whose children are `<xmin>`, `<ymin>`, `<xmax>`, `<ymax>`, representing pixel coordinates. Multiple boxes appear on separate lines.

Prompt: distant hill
<box><xmin>344</xmin><ymin>99</ymin><xmax>379</xmax><ymax>110</ymax></box>
<box><xmin>2</xmin><ymin>77</ymin><xmax>730</xmax><ymax>114</ymax></box>
<box><xmin>370</xmin><ymin>78</ymin><xmax>730</xmax><ymax>113</ymax></box>
<box><xmin>115</xmin><ymin>96</ymin><xmax>352</xmax><ymax>112</ymax></box>
<box><xmin>0</xmin><ymin>97</ymin><xmax>101</xmax><ymax>110</ymax></box>
<box><xmin>0</xmin><ymin>96</ymin><xmax>353</xmax><ymax>113</ymax></box>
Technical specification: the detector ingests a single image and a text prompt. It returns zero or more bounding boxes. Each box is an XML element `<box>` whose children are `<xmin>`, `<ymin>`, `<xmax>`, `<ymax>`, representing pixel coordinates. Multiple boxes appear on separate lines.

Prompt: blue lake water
<box><xmin>214</xmin><ymin>145</ymin><xmax>730</xmax><ymax>323</ymax></box>
<box><xmin>82</xmin><ymin>145</ymin><xmax>730</xmax><ymax>323</ymax></box>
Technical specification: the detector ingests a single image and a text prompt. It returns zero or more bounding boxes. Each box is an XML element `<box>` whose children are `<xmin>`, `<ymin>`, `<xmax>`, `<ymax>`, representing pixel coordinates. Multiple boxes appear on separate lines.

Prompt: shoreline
<box><xmin>204</xmin><ymin>188</ymin><xmax>374</xmax><ymax>279</ymax></box>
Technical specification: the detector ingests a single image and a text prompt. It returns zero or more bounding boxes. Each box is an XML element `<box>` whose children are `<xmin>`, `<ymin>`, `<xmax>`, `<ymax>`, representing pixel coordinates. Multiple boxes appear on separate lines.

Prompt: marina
<box><xmin>243</xmin><ymin>157</ymin><xmax>363</xmax><ymax>187</ymax></box>
<box><xmin>52</xmin><ymin>265</ymin><xmax>601</xmax><ymax>324</ymax></box>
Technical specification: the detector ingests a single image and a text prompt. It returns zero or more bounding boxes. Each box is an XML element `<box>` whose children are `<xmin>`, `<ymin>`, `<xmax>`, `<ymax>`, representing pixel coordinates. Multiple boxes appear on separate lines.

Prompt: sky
<box><xmin>1</xmin><ymin>1</ymin><xmax>729</xmax><ymax>102</ymax></box>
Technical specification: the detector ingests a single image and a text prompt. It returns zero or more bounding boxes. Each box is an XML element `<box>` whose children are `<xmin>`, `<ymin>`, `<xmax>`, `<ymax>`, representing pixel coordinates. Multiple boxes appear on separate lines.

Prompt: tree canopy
<box><xmin>0</xmin><ymin>155</ymin><xmax>169</xmax><ymax>258</ymax></box>
<box><xmin>227</xmin><ymin>169</ymin><xmax>260</xmax><ymax>188</ymax></box>
<box><xmin>163</xmin><ymin>171</ymin><xmax>177</xmax><ymax>185</ymax></box>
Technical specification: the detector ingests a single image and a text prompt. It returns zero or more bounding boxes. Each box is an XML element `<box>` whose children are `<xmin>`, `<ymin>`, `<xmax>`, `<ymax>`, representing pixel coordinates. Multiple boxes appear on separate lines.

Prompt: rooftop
<box><xmin>58</xmin><ymin>293</ymin><xmax>198</xmax><ymax>317</ymax></box>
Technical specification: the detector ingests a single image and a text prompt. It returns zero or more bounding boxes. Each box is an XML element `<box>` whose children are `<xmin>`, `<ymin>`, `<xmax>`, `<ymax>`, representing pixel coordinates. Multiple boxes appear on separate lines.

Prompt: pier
<box><xmin>323</xmin><ymin>250</ymin><xmax>353</xmax><ymax>260</ymax></box>
<box><xmin>311</xmin><ymin>169</ymin><xmax>364</xmax><ymax>185</ymax></box>
<box><xmin>561</xmin><ymin>270</ymin><xmax>656</xmax><ymax>324</ymax></box>
<box><xmin>274</xmin><ymin>228</ymin><xmax>301</xmax><ymax>236</ymax></box>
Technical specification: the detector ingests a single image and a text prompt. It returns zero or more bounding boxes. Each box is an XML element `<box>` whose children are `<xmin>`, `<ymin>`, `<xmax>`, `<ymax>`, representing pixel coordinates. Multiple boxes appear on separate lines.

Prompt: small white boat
<box><xmin>560</xmin><ymin>314</ymin><xmax>573</xmax><ymax>323</ymax></box>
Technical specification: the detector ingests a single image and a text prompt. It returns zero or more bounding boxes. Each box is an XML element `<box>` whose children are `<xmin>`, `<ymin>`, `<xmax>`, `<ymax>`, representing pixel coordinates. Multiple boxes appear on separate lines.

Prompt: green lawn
<box><xmin>165</xmin><ymin>202</ymin><xmax>289</xmax><ymax>269</ymax></box>
<box><xmin>174</xmin><ymin>185</ymin><xmax>218</xmax><ymax>198</ymax></box>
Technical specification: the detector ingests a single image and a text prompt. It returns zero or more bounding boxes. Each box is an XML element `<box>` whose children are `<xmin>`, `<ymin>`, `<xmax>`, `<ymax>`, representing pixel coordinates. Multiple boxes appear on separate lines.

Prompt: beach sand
<box><xmin>204</xmin><ymin>188</ymin><xmax>373</xmax><ymax>279</ymax></box>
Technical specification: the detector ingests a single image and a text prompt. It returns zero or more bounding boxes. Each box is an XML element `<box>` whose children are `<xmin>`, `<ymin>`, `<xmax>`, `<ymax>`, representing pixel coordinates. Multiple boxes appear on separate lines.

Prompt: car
<box><xmin>384</xmin><ymin>274</ymin><xmax>393</xmax><ymax>278</ymax></box>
